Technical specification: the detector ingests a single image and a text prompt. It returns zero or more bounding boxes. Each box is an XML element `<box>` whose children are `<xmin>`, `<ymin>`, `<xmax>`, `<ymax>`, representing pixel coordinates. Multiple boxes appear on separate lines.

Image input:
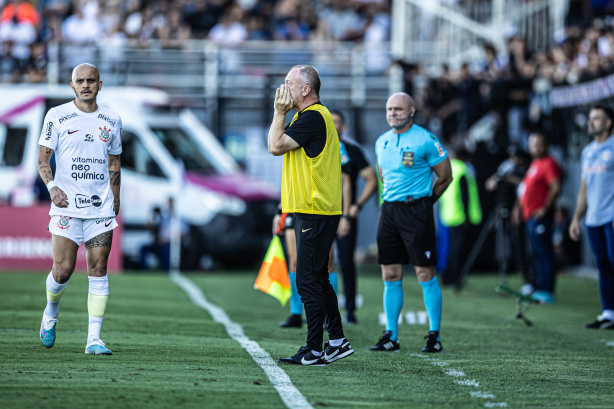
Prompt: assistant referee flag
<box><xmin>254</xmin><ymin>236</ymin><xmax>291</xmax><ymax>305</ymax></box>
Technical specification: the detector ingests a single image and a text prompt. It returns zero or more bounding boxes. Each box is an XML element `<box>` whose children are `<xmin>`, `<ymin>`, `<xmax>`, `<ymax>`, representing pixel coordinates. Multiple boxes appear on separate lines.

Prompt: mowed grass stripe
<box><xmin>170</xmin><ymin>271</ymin><xmax>313</xmax><ymax>409</ymax></box>
<box><xmin>1</xmin><ymin>269</ymin><xmax>614</xmax><ymax>408</ymax></box>
<box><xmin>0</xmin><ymin>273</ymin><xmax>287</xmax><ymax>409</ymax></box>
<box><xmin>188</xmin><ymin>268</ymin><xmax>614</xmax><ymax>409</ymax></box>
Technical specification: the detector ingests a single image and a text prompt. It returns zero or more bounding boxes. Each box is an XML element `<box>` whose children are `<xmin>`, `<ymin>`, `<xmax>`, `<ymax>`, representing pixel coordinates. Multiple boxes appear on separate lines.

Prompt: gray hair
<box><xmin>290</xmin><ymin>65</ymin><xmax>321</xmax><ymax>97</ymax></box>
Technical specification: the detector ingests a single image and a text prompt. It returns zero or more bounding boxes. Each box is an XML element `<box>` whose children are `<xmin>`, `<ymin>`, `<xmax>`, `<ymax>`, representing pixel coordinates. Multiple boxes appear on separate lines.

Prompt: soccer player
<box><xmin>371</xmin><ymin>92</ymin><xmax>452</xmax><ymax>353</ymax></box>
<box><xmin>269</xmin><ymin>64</ymin><xmax>353</xmax><ymax>365</ymax></box>
<box><xmin>37</xmin><ymin>63</ymin><xmax>122</xmax><ymax>355</ymax></box>
<box><xmin>570</xmin><ymin>105</ymin><xmax>614</xmax><ymax>329</ymax></box>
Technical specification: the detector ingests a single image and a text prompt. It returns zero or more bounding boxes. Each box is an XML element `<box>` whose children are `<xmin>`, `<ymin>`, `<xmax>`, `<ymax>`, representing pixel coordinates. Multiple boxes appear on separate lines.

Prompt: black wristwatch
<box><xmin>342</xmin><ymin>214</ymin><xmax>351</xmax><ymax>220</ymax></box>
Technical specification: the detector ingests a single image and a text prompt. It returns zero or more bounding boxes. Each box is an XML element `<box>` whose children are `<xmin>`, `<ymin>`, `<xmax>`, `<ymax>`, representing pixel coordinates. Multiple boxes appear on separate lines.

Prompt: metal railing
<box><xmin>47</xmin><ymin>39</ymin><xmax>392</xmax><ymax>139</ymax></box>
<box><xmin>392</xmin><ymin>0</ymin><xmax>569</xmax><ymax>67</ymax></box>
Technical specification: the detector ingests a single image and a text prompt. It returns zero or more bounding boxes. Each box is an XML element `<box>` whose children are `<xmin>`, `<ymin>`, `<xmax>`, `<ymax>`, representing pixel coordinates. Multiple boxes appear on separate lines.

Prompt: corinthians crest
<box><xmin>99</xmin><ymin>126</ymin><xmax>111</xmax><ymax>142</ymax></box>
<box><xmin>57</xmin><ymin>216</ymin><xmax>72</xmax><ymax>230</ymax></box>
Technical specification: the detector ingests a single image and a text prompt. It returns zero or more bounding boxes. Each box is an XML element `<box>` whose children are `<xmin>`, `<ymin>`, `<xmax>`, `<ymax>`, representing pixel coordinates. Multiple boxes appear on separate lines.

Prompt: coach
<box><xmin>268</xmin><ymin>65</ymin><xmax>353</xmax><ymax>365</ymax></box>
<box><xmin>371</xmin><ymin>92</ymin><xmax>452</xmax><ymax>353</ymax></box>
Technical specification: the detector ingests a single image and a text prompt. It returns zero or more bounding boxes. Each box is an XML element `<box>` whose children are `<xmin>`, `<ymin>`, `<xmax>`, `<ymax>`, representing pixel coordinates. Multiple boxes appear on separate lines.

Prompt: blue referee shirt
<box><xmin>375</xmin><ymin>124</ymin><xmax>447</xmax><ymax>202</ymax></box>
<box><xmin>582</xmin><ymin>135</ymin><xmax>614</xmax><ymax>226</ymax></box>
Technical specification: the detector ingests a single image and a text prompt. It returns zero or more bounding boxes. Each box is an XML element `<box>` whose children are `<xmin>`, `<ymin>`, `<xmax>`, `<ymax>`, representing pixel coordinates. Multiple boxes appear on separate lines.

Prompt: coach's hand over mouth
<box><xmin>274</xmin><ymin>84</ymin><xmax>294</xmax><ymax>115</ymax></box>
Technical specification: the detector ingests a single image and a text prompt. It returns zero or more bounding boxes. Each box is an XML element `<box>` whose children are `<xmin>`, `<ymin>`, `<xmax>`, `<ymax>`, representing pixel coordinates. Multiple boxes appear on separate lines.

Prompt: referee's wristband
<box><xmin>46</xmin><ymin>181</ymin><xmax>57</xmax><ymax>192</ymax></box>
<box><xmin>342</xmin><ymin>214</ymin><xmax>351</xmax><ymax>220</ymax></box>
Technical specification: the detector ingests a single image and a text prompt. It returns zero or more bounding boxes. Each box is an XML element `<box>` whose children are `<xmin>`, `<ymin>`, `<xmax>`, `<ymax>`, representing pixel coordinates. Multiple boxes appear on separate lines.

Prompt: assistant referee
<box><xmin>268</xmin><ymin>65</ymin><xmax>353</xmax><ymax>366</ymax></box>
<box><xmin>370</xmin><ymin>92</ymin><xmax>452</xmax><ymax>353</ymax></box>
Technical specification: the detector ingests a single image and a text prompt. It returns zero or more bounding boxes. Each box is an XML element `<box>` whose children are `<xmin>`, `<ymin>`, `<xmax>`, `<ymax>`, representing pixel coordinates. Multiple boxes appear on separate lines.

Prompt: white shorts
<box><xmin>48</xmin><ymin>216</ymin><xmax>118</xmax><ymax>246</ymax></box>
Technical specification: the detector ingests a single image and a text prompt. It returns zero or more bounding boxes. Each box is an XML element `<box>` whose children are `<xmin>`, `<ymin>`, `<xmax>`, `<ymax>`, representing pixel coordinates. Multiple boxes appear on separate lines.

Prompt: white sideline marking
<box><xmin>444</xmin><ymin>369</ymin><xmax>466</xmax><ymax>377</ymax></box>
<box><xmin>171</xmin><ymin>272</ymin><xmax>313</xmax><ymax>409</ymax></box>
<box><xmin>471</xmin><ymin>392</ymin><xmax>495</xmax><ymax>399</ymax></box>
<box><xmin>411</xmin><ymin>355</ymin><xmax>508</xmax><ymax>407</ymax></box>
<box><xmin>456</xmin><ymin>379</ymin><xmax>480</xmax><ymax>387</ymax></box>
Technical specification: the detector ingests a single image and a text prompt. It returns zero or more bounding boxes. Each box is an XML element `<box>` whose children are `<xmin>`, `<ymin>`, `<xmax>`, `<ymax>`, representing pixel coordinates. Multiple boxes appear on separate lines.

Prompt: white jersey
<box><xmin>38</xmin><ymin>101</ymin><xmax>122</xmax><ymax>218</ymax></box>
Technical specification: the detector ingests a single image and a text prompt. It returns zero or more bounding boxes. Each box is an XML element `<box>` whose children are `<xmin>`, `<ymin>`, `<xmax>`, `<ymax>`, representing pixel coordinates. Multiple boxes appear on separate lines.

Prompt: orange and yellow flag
<box><xmin>254</xmin><ymin>236</ymin><xmax>291</xmax><ymax>305</ymax></box>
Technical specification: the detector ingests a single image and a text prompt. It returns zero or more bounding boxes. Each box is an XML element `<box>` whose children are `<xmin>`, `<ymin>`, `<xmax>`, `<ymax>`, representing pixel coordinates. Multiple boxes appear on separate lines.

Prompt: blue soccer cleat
<box><xmin>85</xmin><ymin>341</ymin><xmax>113</xmax><ymax>355</ymax></box>
<box><xmin>40</xmin><ymin>314</ymin><xmax>58</xmax><ymax>348</ymax></box>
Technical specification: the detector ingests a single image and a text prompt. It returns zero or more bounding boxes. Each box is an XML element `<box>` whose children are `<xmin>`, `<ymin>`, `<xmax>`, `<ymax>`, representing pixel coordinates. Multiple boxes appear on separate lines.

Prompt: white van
<box><xmin>0</xmin><ymin>85</ymin><xmax>279</xmax><ymax>268</ymax></box>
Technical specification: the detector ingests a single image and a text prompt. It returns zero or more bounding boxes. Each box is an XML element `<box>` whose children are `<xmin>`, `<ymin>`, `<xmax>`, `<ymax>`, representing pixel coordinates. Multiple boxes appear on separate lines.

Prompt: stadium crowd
<box><xmin>0</xmin><ymin>0</ymin><xmax>391</xmax><ymax>81</ymax></box>
<box><xmin>1</xmin><ymin>0</ymin><xmax>614</xmax><ymax>145</ymax></box>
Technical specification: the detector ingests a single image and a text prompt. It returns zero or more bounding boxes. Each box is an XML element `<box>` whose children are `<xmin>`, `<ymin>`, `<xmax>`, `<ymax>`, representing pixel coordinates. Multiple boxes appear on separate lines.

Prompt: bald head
<box><xmin>71</xmin><ymin>63</ymin><xmax>100</xmax><ymax>82</ymax></box>
<box><xmin>70</xmin><ymin>63</ymin><xmax>102</xmax><ymax>106</ymax></box>
<box><xmin>386</xmin><ymin>92</ymin><xmax>415</xmax><ymax>132</ymax></box>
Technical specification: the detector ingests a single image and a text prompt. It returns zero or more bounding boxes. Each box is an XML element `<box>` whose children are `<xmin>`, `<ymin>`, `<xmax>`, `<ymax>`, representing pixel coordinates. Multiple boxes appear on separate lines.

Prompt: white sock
<box><xmin>311</xmin><ymin>350</ymin><xmax>322</xmax><ymax>357</ymax></box>
<box><xmin>602</xmin><ymin>309</ymin><xmax>614</xmax><ymax>321</ymax></box>
<box><xmin>44</xmin><ymin>271</ymin><xmax>68</xmax><ymax>318</ymax></box>
<box><xmin>329</xmin><ymin>338</ymin><xmax>344</xmax><ymax>347</ymax></box>
<box><xmin>87</xmin><ymin>276</ymin><xmax>109</xmax><ymax>345</ymax></box>
<box><xmin>87</xmin><ymin>316</ymin><xmax>103</xmax><ymax>345</ymax></box>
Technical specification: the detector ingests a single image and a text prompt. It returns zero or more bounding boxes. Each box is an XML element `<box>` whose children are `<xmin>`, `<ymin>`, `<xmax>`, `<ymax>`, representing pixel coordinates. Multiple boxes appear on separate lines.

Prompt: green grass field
<box><xmin>1</xmin><ymin>266</ymin><xmax>613</xmax><ymax>409</ymax></box>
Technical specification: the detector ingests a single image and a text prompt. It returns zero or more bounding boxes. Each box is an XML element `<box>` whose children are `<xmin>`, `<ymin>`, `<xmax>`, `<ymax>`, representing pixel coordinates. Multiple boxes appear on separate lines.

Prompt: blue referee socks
<box><xmin>420</xmin><ymin>276</ymin><xmax>442</xmax><ymax>340</ymax></box>
<box><xmin>384</xmin><ymin>280</ymin><xmax>404</xmax><ymax>342</ymax></box>
<box><xmin>329</xmin><ymin>271</ymin><xmax>339</xmax><ymax>295</ymax></box>
<box><xmin>289</xmin><ymin>271</ymin><xmax>339</xmax><ymax>316</ymax></box>
<box><xmin>289</xmin><ymin>272</ymin><xmax>303</xmax><ymax>316</ymax></box>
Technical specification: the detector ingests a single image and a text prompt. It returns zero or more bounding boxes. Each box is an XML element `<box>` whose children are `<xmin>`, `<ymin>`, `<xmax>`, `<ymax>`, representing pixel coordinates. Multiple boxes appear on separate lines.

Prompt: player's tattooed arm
<box><xmin>38</xmin><ymin>145</ymin><xmax>69</xmax><ymax>207</ymax></box>
<box><xmin>37</xmin><ymin>145</ymin><xmax>54</xmax><ymax>184</ymax></box>
<box><xmin>85</xmin><ymin>230</ymin><xmax>113</xmax><ymax>250</ymax></box>
<box><xmin>108</xmin><ymin>154</ymin><xmax>121</xmax><ymax>215</ymax></box>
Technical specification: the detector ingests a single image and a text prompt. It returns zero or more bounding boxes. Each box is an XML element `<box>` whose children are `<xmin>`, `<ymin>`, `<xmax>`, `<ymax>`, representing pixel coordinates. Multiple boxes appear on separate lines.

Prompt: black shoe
<box><xmin>278</xmin><ymin>346</ymin><xmax>326</xmax><ymax>366</ymax></box>
<box><xmin>585</xmin><ymin>315</ymin><xmax>614</xmax><ymax>329</ymax></box>
<box><xmin>421</xmin><ymin>331</ymin><xmax>443</xmax><ymax>353</ymax></box>
<box><xmin>279</xmin><ymin>314</ymin><xmax>302</xmax><ymax>328</ymax></box>
<box><xmin>369</xmin><ymin>330</ymin><xmax>400</xmax><ymax>351</ymax></box>
<box><xmin>323</xmin><ymin>339</ymin><xmax>354</xmax><ymax>363</ymax></box>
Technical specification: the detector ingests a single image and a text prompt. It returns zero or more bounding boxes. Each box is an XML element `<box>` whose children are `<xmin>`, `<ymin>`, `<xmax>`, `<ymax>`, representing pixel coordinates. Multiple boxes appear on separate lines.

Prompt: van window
<box><xmin>121</xmin><ymin>130</ymin><xmax>166</xmax><ymax>178</ymax></box>
<box><xmin>150</xmin><ymin>127</ymin><xmax>217</xmax><ymax>175</ymax></box>
<box><xmin>0</xmin><ymin>127</ymin><xmax>27</xmax><ymax>166</ymax></box>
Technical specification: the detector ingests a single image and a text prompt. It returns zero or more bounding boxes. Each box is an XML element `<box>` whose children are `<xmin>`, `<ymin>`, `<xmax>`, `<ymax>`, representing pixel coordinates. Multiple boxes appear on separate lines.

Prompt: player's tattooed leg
<box><xmin>85</xmin><ymin>230</ymin><xmax>113</xmax><ymax>250</ymax></box>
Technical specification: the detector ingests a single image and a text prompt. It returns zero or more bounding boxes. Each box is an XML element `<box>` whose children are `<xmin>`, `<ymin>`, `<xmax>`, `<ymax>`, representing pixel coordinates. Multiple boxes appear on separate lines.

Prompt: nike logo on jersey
<box><xmin>67</xmin><ymin>130</ymin><xmax>79</xmax><ymax>134</ymax></box>
<box><xmin>105</xmin><ymin>221</ymin><xmax>112</xmax><ymax>227</ymax></box>
<box><xmin>302</xmin><ymin>228</ymin><xmax>312</xmax><ymax>233</ymax></box>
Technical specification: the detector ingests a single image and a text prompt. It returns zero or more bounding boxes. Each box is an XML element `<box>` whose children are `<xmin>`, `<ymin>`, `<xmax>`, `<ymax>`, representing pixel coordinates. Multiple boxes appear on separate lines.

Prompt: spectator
<box><xmin>158</xmin><ymin>8</ymin><xmax>191</xmax><ymax>49</ymax></box>
<box><xmin>0</xmin><ymin>0</ymin><xmax>39</xmax><ymax>81</ymax></box>
<box><xmin>514</xmin><ymin>132</ymin><xmax>562</xmax><ymax>304</ymax></box>
<box><xmin>208</xmin><ymin>6</ymin><xmax>248</xmax><ymax>72</ymax></box>
<box><xmin>61</xmin><ymin>1</ymin><xmax>102</xmax><ymax>67</ymax></box>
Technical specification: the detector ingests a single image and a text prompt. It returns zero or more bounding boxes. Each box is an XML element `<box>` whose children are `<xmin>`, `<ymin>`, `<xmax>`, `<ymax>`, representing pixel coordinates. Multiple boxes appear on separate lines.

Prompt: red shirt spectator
<box><xmin>1</xmin><ymin>0</ymin><xmax>40</xmax><ymax>26</ymax></box>
<box><xmin>520</xmin><ymin>155</ymin><xmax>561</xmax><ymax>221</ymax></box>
